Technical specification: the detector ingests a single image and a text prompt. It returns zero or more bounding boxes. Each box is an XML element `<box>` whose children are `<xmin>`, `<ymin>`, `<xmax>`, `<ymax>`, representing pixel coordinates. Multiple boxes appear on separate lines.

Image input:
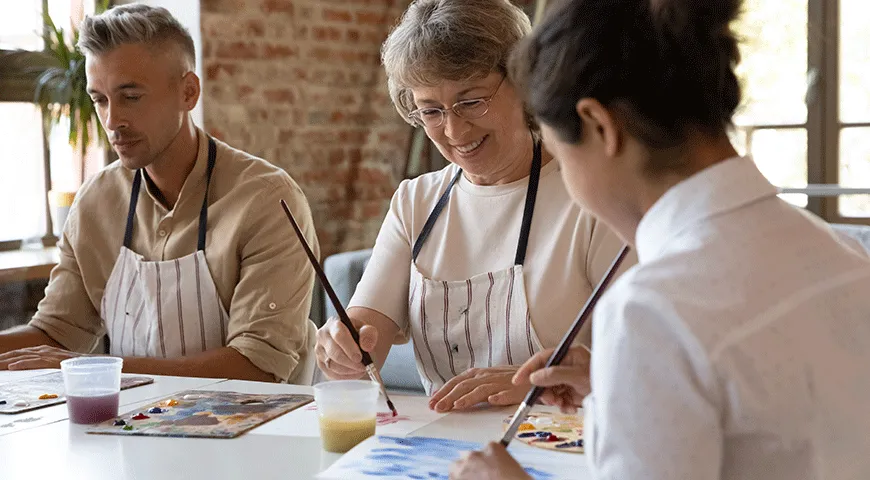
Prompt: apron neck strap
<box><xmin>411</xmin><ymin>136</ymin><xmax>543</xmax><ymax>266</ymax></box>
<box><xmin>513</xmin><ymin>139</ymin><xmax>542</xmax><ymax>266</ymax></box>
<box><xmin>123</xmin><ymin>136</ymin><xmax>218</xmax><ymax>252</ymax></box>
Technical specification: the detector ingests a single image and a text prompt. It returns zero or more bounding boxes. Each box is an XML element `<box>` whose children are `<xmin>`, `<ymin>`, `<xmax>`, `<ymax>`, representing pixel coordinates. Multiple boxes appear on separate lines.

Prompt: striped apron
<box><xmin>408</xmin><ymin>140</ymin><xmax>545</xmax><ymax>395</ymax></box>
<box><xmin>100</xmin><ymin>137</ymin><xmax>228</xmax><ymax>358</ymax></box>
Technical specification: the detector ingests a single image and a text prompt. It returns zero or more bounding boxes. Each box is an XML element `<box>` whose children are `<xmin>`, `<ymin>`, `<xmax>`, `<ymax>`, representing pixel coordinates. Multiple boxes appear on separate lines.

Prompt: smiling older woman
<box><xmin>314</xmin><ymin>0</ymin><xmax>634</xmax><ymax>412</ymax></box>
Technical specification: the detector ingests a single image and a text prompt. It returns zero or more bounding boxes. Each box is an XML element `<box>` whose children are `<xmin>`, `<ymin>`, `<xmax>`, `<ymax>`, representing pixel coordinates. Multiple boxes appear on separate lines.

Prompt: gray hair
<box><xmin>78</xmin><ymin>4</ymin><xmax>195</xmax><ymax>71</ymax></box>
<box><xmin>382</xmin><ymin>0</ymin><xmax>532</xmax><ymax>124</ymax></box>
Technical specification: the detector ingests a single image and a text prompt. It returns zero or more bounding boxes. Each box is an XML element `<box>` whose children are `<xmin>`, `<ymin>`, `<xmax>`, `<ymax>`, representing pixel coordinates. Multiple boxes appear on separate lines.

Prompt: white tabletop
<box><xmin>0</xmin><ymin>373</ymin><xmax>588</xmax><ymax>480</ymax></box>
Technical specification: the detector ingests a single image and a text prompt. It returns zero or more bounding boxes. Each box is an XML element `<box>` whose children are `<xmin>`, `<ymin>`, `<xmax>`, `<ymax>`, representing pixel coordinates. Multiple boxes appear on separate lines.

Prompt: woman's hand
<box><xmin>449</xmin><ymin>442</ymin><xmax>532</xmax><ymax>480</ymax></box>
<box><xmin>512</xmin><ymin>346</ymin><xmax>591</xmax><ymax>413</ymax></box>
<box><xmin>429</xmin><ymin>366</ymin><xmax>530</xmax><ymax>412</ymax></box>
<box><xmin>314</xmin><ymin>316</ymin><xmax>379</xmax><ymax>380</ymax></box>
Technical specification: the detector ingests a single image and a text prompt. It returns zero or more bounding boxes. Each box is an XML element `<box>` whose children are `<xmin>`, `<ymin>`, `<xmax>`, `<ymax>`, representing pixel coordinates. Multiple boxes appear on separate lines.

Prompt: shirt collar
<box><xmin>635</xmin><ymin>156</ymin><xmax>778</xmax><ymax>263</ymax></box>
<box><xmin>144</xmin><ymin>127</ymin><xmax>210</xmax><ymax>211</ymax></box>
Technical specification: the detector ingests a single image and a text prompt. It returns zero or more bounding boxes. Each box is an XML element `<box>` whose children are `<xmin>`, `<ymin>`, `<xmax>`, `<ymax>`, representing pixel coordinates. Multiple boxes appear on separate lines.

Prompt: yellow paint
<box><xmin>38</xmin><ymin>394</ymin><xmax>58</xmax><ymax>400</ymax></box>
<box><xmin>162</xmin><ymin>399</ymin><xmax>179</xmax><ymax>407</ymax></box>
<box><xmin>319</xmin><ymin>416</ymin><xmax>376</xmax><ymax>453</ymax></box>
<box><xmin>518</xmin><ymin>423</ymin><xmax>535</xmax><ymax>432</ymax></box>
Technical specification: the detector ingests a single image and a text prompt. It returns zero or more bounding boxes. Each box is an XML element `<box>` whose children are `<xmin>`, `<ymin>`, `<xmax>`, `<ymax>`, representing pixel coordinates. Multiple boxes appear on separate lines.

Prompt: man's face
<box><xmin>86</xmin><ymin>43</ymin><xmax>192</xmax><ymax>170</ymax></box>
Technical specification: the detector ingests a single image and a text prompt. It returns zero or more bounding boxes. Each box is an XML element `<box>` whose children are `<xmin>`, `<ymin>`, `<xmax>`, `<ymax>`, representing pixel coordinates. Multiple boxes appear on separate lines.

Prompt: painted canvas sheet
<box><xmin>253</xmin><ymin>394</ymin><xmax>445</xmax><ymax>438</ymax></box>
<box><xmin>318</xmin><ymin>435</ymin><xmax>585</xmax><ymax>480</ymax></box>
<box><xmin>0</xmin><ymin>372</ymin><xmax>153</xmax><ymax>414</ymax></box>
<box><xmin>86</xmin><ymin>390</ymin><xmax>313</xmax><ymax>439</ymax></box>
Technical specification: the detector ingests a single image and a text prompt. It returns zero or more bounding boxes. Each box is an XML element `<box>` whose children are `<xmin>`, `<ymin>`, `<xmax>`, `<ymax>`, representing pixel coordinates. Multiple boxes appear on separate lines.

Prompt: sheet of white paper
<box><xmin>318</xmin><ymin>435</ymin><xmax>585</xmax><ymax>480</ymax></box>
<box><xmin>249</xmin><ymin>394</ymin><xmax>445</xmax><ymax>438</ymax></box>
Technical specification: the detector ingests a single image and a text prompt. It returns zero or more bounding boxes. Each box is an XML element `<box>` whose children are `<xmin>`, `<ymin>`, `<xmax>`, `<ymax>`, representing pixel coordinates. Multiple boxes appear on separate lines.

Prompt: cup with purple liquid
<box><xmin>60</xmin><ymin>357</ymin><xmax>123</xmax><ymax>424</ymax></box>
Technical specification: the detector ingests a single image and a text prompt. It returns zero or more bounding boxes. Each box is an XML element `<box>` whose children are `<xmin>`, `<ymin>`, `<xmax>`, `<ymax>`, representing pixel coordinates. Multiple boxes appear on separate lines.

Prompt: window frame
<box><xmin>0</xmin><ymin>2</ymin><xmax>58</xmax><ymax>251</ymax></box>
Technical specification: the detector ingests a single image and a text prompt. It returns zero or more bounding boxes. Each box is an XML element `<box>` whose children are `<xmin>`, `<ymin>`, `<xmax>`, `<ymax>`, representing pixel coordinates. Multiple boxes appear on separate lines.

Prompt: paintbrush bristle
<box><xmin>387</xmin><ymin>399</ymin><xmax>398</xmax><ymax>417</ymax></box>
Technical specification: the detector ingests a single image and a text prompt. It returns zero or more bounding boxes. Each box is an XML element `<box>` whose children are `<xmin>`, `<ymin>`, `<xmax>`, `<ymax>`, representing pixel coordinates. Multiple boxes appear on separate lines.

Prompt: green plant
<box><xmin>33</xmin><ymin>0</ymin><xmax>111</xmax><ymax>156</ymax></box>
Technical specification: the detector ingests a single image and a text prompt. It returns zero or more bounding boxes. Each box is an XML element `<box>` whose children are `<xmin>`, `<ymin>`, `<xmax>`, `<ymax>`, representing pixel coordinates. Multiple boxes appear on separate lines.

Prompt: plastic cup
<box><xmin>313</xmin><ymin>380</ymin><xmax>379</xmax><ymax>453</ymax></box>
<box><xmin>60</xmin><ymin>357</ymin><xmax>123</xmax><ymax>425</ymax></box>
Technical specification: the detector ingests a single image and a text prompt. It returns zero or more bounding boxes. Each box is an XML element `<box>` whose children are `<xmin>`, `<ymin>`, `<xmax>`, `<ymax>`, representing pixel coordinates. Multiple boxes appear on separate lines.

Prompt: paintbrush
<box><xmin>280</xmin><ymin>199</ymin><xmax>398</xmax><ymax>417</ymax></box>
<box><xmin>500</xmin><ymin>244</ymin><xmax>631</xmax><ymax>447</ymax></box>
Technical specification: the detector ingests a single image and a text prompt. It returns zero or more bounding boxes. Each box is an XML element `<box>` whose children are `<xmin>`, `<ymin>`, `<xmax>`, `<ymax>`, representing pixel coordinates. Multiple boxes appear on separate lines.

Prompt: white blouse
<box><xmin>583</xmin><ymin>157</ymin><xmax>870</xmax><ymax>480</ymax></box>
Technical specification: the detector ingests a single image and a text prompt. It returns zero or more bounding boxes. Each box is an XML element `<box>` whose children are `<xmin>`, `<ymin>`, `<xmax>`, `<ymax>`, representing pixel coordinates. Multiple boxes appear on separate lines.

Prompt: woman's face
<box><xmin>539</xmin><ymin>108</ymin><xmax>640</xmax><ymax>244</ymax></box>
<box><xmin>409</xmin><ymin>72</ymin><xmax>531</xmax><ymax>185</ymax></box>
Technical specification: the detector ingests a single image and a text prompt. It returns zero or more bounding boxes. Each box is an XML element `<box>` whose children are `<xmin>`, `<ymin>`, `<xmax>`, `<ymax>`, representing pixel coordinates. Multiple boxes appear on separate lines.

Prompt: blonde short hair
<box><xmin>78</xmin><ymin>4</ymin><xmax>195</xmax><ymax>71</ymax></box>
<box><xmin>382</xmin><ymin>0</ymin><xmax>532</xmax><ymax>125</ymax></box>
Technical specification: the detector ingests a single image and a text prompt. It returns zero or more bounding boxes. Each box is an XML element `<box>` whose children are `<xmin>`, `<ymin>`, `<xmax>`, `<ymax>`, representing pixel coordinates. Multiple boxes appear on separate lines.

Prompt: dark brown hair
<box><xmin>510</xmin><ymin>0</ymin><xmax>742</xmax><ymax>152</ymax></box>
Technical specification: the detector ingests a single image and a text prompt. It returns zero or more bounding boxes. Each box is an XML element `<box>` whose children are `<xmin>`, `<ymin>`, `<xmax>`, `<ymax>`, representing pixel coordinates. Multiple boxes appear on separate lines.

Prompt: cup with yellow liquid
<box><xmin>313</xmin><ymin>380</ymin><xmax>379</xmax><ymax>453</ymax></box>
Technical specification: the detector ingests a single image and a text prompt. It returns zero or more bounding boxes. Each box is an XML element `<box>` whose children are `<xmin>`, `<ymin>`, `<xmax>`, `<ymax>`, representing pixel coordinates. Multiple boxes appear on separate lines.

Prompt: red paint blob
<box><xmin>131</xmin><ymin>413</ymin><xmax>150</xmax><ymax>420</ymax></box>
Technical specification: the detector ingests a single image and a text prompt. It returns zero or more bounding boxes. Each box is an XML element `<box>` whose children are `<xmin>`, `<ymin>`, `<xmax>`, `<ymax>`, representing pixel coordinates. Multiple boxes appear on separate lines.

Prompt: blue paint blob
<box><xmin>113</xmin><ymin>419</ymin><xmax>127</xmax><ymax>426</ymax></box>
<box><xmin>147</xmin><ymin>407</ymin><xmax>164</xmax><ymax>414</ymax></box>
<box><xmin>0</xmin><ymin>400</ymin><xmax>6</xmax><ymax>405</ymax></box>
<box><xmin>518</xmin><ymin>432</ymin><xmax>538</xmax><ymax>438</ymax></box>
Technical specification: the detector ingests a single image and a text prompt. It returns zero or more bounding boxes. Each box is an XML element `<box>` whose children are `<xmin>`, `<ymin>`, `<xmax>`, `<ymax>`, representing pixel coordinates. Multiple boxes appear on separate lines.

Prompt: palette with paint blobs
<box><xmin>0</xmin><ymin>372</ymin><xmax>153</xmax><ymax>414</ymax></box>
<box><xmin>502</xmin><ymin>411</ymin><xmax>584</xmax><ymax>453</ymax></box>
<box><xmin>86</xmin><ymin>390</ymin><xmax>313</xmax><ymax>439</ymax></box>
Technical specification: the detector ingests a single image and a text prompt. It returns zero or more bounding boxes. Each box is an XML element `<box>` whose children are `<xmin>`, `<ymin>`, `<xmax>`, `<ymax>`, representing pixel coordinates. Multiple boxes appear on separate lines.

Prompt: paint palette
<box><xmin>0</xmin><ymin>372</ymin><xmax>153</xmax><ymax>414</ymax></box>
<box><xmin>502</xmin><ymin>411</ymin><xmax>584</xmax><ymax>454</ymax></box>
<box><xmin>86</xmin><ymin>390</ymin><xmax>313</xmax><ymax>439</ymax></box>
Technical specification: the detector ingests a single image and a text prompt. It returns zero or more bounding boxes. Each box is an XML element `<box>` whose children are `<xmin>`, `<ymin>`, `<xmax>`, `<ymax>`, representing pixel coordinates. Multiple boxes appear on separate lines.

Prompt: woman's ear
<box><xmin>576</xmin><ymin>98</ymin><xmax>621</xmax><ymax>157</ymax></box>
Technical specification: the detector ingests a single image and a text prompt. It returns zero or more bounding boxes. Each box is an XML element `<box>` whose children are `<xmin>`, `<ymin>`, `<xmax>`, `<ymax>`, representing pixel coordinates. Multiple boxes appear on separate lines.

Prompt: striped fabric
<box><xmin>101</xmin><ymin>247</ymin><xmax>228</xmax><ymax>358</ymax></box>
<box><xmin>408</xmin><ymin>263</ymin><xmax>544</xmax><ymax>395</ymax></box>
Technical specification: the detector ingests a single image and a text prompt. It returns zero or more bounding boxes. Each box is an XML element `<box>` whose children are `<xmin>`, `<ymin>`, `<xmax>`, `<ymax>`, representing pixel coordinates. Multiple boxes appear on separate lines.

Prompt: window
<box><xmin>0</xmin><ymin>1</ymin><xmax>102</xmax><ymax>249</ymax></box>
<box><xmin>735</xmin><ymin>0</ymin><xmax>870</xmax><ymax>223</ymax></box>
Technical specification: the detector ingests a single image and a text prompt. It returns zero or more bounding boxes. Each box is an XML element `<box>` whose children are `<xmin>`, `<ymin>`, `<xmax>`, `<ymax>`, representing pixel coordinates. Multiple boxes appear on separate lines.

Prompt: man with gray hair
<box><xmin>0</xmin><ymin>4</ymin><xmax>319</xmax><ymax>384</ymax></box>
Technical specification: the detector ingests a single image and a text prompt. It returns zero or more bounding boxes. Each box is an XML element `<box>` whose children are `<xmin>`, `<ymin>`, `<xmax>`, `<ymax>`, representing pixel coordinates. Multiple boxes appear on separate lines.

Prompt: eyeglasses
<box><xmin>407</xmin><ymin>76</ymin><xmax>506</xmax><ymax>128</ymax></box>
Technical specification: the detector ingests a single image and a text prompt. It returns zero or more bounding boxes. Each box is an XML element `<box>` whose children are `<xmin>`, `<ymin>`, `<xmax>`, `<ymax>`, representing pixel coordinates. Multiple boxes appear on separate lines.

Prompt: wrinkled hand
<box><xmin>429</xmin><ymin>366</ymin><xmax>530</xmax><ymax>413</ymax></box>
<box><xmin>512</xmin><ymin>346</ymin><xmax>591</xmax><ymax>413</ymax></box>
<box><xmin>449</xmin><ymin>442</ymin><xmax>532</xmax><ymax>480</ymax></box>
<box><xmin>315</xmin><ymin>316</ymin><xmax>379</xmax><ymax>380</ymax></box>
<box><xmin>0</xmin><ymin>345</ymin><xmax>86</xmax><ymax>370</ymax></box>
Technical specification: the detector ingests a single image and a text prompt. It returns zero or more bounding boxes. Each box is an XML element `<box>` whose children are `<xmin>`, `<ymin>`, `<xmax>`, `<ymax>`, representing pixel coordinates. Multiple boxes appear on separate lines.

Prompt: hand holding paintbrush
<box><xmin>279</xmin><ymin>200</ymin><xmax>398</xmax><ymax>417</ymax></box>
<box><xmin>500</xmin><ymin>244</ymin><xmax>631</xmax><ymax>447</ymax></box>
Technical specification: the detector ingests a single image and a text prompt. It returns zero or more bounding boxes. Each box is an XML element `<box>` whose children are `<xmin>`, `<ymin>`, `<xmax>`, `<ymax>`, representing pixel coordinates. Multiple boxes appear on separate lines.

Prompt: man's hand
<box><xmin>449</xmin><ymin>442</ymin><xmax>532</xmax><ymax>480</ymax></box>
<box><xmin>0</xmin><ymin>345</ymin><xmax>86</xmax><ymax>370</ymax></box>
<box><xmin>429</xmin><ymin>366</ymin><xmax>530</xmax><ymax>413</ymax></box>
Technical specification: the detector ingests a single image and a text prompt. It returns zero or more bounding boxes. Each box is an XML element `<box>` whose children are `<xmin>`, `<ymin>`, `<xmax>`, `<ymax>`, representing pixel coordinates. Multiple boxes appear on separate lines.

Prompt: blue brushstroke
<box><xmin>348</xmin><ymin>436</ymin><xmax>559</xmax><ymax>480</ymax></box>
<box><xmin>524</xmin><ymin>467</ymin><xmax>555</xmax><ymax>480</ymax></box>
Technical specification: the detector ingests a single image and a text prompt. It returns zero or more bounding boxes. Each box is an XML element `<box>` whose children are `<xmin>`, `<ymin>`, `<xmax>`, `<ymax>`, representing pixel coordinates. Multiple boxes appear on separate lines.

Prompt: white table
<box><xmin>0</xmin><ymin>373</ymin><xmax>588</xmax><ymax>479</ymax></box>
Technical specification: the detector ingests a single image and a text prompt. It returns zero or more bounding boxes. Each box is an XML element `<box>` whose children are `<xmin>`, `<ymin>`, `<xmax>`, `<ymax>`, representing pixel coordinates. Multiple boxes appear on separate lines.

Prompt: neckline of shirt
<box><xmin>455</xmin><ymin>158</ymin><xmax>560</xmax><ymax>198</ymax></box>
<box><xmin>635</xmin><ymin>156</ymin><xmax>778</xmax><ymax>264</ymax></box>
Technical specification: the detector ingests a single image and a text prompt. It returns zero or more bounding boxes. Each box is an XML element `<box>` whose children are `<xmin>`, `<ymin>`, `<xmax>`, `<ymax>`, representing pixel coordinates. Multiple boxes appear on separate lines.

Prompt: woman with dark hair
<box><xmin>450</xmin><ymin>0</ymin><xmax>870</xmax><ymax>478</ymax></box>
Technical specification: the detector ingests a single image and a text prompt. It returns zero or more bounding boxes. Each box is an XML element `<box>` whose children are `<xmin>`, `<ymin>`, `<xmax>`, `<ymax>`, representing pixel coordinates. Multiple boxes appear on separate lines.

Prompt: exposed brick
<box><xmin>263</xmin><ymin>88</ymin><xmax>297</xmax><ymax>104</ymax></box>
<box><xmin>215</xmin><ymin>41</ymin><xmax>258</xmax><ymax>59</ymax></box>
<box><xmin>260</xmin><ymin>0</ymin><xmax>294</xmax><ymax>15</ymax></box>
<box><xmin>263</xmin><ymin>44</ymin><xmax>299</xmax><ymax>59</ymax></box>
<box><xmin>356</xmin><ymin>11</ymin><xmax>392</xmax><ymax>26</ymax></box>
<box><xmin>313</xmin><ymin>26</ymin><xmax>343</xmax><ymax>42</ymax></box>
<box><xmin>322</xmin><ymin>8</ymin><xmax>353</xmax><ymax>23</ymax></box>
<box><xmin>203</xmin><ymin>0</ymin><xmax>415</xmax><ymax>257</ymax></box>
<box><xmin>206</xmin><ymin>62</ymin><xmax>239</xmax><ymax>81</ymax></box>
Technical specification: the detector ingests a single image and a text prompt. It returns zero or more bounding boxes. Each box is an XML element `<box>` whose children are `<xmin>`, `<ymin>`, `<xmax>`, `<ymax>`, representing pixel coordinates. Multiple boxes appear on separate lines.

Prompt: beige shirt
<box><xmin>30</xmin><ymin>128</ymin><xmax>319</xmax><ymax>382</ymax></box>
<box><xmin>349</xmin><ymin>159</ymin><xmax>635</xmax><ymax>349</ymax></box>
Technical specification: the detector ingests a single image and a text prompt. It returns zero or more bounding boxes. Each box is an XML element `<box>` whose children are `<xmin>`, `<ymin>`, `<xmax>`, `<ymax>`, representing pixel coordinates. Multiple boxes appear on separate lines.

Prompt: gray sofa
<box><xmin>316</xmin><ymin>223</ymin><xmax>870</xmax><ymax>394</ymax></box>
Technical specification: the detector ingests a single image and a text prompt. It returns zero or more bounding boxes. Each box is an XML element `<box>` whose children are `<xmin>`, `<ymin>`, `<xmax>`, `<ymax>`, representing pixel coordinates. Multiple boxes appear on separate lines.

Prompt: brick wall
<box><xmin>201</xmin><ymin>0</ymin><xmax>537</xmax><ymax>258</ymax></box>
